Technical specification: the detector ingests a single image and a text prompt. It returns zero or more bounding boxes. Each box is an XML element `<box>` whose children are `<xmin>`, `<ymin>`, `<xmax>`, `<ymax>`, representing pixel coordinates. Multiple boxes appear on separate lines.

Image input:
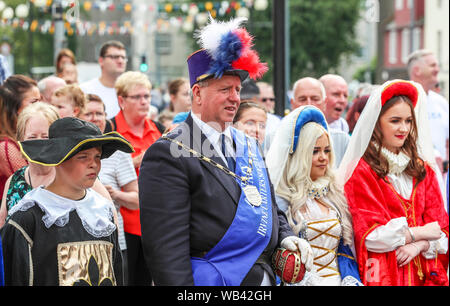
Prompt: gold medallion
<box><xmin>243</xmin><ymin>185</ymin><xmax>262</xmax><ymax>207</ymax></box>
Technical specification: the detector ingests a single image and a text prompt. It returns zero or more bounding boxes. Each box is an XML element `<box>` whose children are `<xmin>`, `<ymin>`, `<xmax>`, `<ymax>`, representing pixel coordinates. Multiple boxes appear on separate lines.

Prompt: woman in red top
<box><xmin>339</xmin><ymin>80</ymin><xmax>448</xmax><ymax>286</ymax></box>
<box><xmin>113</xmin><ymin>71</ymin><xmax>161</xmax><ymax>285</ymax></box>
<box><xmin>0</xmin><ymin>75</ymin><xmax>41</xmax><ymax>200</ymax></box>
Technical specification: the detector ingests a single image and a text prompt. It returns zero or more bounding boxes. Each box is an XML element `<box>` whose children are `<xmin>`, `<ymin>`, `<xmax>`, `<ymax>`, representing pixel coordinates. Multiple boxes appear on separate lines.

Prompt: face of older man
<box><xmin>323</xmin><ymin>77</ymin><xmax>348</xmax><ymax>124</ymax></box>
<box><xmin>291</xmin><ymin>78</ymin><xmax>325</xmax><ymax>112</ymax></box>
<box><xmin>192</xmin><ymin>75</ymin><xmax>242</xmax><ymax>131</ymax></box>
<box><xmin>416</xmin><ymin>54</ymin><xmax>440</xmax><ymax>91</ymax></box>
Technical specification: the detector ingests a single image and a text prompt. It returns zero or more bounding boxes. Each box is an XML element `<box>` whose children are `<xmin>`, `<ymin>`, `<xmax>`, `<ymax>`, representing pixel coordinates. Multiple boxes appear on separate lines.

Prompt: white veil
<box><xmin>266</xmin><ymin>105</ymin><xmax>329</xmax><ymax>191</ymax></box>
<box><xmin>337</xmin><ymin>79</ymin><xmax>447</xmax><ymax>209</ymax></box>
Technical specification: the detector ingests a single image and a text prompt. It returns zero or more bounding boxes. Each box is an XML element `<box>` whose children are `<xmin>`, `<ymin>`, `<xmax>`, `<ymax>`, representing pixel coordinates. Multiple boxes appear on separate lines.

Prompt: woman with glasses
<box><xmin>0</xmin><ymin>75</ymin><xmax>41</xmax><ymax>200</ymax></box>
<box><xmin>112</xmin><ymin>71</ymin><xmax>161</xmax><ymax>286</ymax></box>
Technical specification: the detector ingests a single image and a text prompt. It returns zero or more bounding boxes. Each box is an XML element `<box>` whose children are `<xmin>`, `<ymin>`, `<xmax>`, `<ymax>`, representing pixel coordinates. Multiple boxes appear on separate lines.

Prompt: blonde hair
<box><xmin>115</xmin><ymin>71</ymin><xmax>152</xmax><ymax>97</ymax></box>
<box><xmin>16</xmin><ymin>102</ymin><xmax>60</xmax><ymax>141</ymax></box>
<box><xmin>53</xmin><ymin>84</ymin><xmax>86</xmax><ymax>115</ymax></box>
<box><xmin>276</xmin><ymin>122</ymin><xmax>354</xmax><ymax>245</ymax></box>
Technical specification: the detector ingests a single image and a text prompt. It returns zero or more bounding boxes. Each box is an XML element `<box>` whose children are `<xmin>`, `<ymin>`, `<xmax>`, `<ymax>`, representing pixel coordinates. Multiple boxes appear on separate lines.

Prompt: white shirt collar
<box><xmin>191</xmin><ymin>112</ymin><xmax>234</xmax><ymax>163</ymax></box>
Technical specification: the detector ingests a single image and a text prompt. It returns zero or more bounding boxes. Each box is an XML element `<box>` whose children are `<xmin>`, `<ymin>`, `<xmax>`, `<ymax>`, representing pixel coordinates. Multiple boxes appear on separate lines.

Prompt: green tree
<box><xmin>289</xmin><ymin>0</ymin><xmax>362</xmax><ymax>82</ymax></box>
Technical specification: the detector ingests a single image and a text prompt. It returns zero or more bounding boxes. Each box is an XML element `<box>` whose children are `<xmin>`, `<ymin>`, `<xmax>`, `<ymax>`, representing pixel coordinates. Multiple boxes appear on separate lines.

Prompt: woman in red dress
<box><xmin>339</xmin><ymin>80</ymin><xmax>448</xmax><ymax>286</ymax></box>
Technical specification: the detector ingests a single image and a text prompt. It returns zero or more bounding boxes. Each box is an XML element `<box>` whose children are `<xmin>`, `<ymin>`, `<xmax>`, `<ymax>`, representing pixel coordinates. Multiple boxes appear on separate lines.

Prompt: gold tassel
<box><xmin>414</xmin><ymin>258</ymin><xmax>424</xmax><ymax>280</ymax></box>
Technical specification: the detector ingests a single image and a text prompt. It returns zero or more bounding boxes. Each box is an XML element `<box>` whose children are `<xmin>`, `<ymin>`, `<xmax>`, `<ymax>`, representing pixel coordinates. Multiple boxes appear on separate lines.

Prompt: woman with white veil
<box><xmin>338</xmin><ymin>80</ymin><xmax>448</xmax><ymax>286</ymax></box>
<box><xmin>266</xmin><ymin>105</ymin><xmax>362</xmax><ymax>286</ymax></box>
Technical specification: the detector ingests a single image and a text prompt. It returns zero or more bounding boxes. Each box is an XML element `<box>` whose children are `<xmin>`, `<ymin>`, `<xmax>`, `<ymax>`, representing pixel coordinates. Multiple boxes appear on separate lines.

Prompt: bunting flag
<box><xmin>28</xmin><ymin>0</ymin><xmax>258</xmax><ymax>14</ymax></box>
<box><xmin>1</xmin><ymin>1</ymin><xmax>268</xmax><ymax>35</ymax></box>
<box><xmin>0</xmin><ymin>16</ymin><xmax>191</xmax><ymax>36</ymax></box>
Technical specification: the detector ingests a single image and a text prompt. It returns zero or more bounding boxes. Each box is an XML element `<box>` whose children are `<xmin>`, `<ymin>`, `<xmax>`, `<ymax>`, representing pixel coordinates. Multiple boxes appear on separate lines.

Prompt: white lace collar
<box><xmin>380</xmin><ymin>147</ymin><xmax>411</xmax><ymax>175</ymax></box>
<box><xmin>307</xmin><ymin>177</ymin><xmax>330</xmax><ymax>199</ymax></box>
<box><xmin>372</xmin><ymin>142</ymin><xmax>411</xmax><ymax>175</ymax></box>
<box><xmin>9</xmin><ymin>186</ymin><xmax>116</xmax><ymax>238</ymax></box>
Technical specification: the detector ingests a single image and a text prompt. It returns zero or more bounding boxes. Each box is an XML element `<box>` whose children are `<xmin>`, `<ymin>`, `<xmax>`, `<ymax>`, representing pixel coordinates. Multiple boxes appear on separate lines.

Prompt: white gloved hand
<box><xmin>280</xmin><ymin>236</ymin><xmax>314</xmax><ymax>271</ymax></box>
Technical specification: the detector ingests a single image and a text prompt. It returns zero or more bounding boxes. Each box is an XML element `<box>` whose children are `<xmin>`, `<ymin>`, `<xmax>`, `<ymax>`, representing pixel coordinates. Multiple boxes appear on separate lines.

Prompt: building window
<box><xmin>396</xmin><ymin>0</ymin><xmax>404</xmax><ymax>10</ymax></box>
<box><xmin>407</xmin><ymin>0</ymin><xmax>413</xmax><ymax>9</ymax></box>
<box><xmin>412</xmin><ymin>27</ymin><xmax>421</xmax><ymax>51</ymax></box>
<box><xmin>402</xmin><ymin>28</ymin><xmax>410</xmax><ymax>63</ymax></box>
<box><xmin>389</xmin><ymin>29</ymin><xmax>398</xmax><ymax>64</ymax></box>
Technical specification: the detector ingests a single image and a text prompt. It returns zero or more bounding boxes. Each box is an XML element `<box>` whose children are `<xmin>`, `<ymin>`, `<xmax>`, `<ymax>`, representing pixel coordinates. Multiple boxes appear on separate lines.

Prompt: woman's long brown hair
<box><xmin>363</xmin><ymin>95</ymin><xmax>426</xmax><ymax>184</ymax></box>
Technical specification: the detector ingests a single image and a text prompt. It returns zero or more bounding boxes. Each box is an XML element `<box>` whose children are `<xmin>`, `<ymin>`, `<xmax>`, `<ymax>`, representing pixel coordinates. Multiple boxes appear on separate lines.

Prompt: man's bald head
<box><xmin>38</xmin><ymin>76</ymin><xmax>67</xmax><ymax>103</ymax></box>
<box><xmin>291</xmin><ymin>77</ymin><xmax>326</xmax><ymax>111</ymax></box>
<box><xmin>319</xmin><ymin>74</ymin><xmax>347</xmax><ymax>88</ymax></box>
<box><xmin>319</xmin><ymin>74</ymin><xmax>348</xmax><ymax>124</ymax></box>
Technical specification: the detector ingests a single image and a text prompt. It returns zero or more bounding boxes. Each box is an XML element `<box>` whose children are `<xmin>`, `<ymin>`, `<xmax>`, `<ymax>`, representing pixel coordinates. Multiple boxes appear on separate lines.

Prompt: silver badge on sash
<box><xmin>243</xmin><ymin>185</ymin><xmax>262</xmax><ymax>207</ymax></box>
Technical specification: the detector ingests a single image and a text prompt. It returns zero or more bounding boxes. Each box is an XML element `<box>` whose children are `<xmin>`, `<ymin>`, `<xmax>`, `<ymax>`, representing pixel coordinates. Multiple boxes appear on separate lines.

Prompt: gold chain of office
<box><xmin>161</xmin><ymin>135</ymin><xmax>254</xmax><ymax>184</ymax></box>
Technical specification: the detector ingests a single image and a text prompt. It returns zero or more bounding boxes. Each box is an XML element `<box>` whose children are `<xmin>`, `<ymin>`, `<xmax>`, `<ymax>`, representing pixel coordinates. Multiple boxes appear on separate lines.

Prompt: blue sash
<box><xmin>0</xmin><ymin>237</ymin><xmax>4</xmax><ymax>286</ymax></box>
<box><xmin>191</xmin><ymin>128</ymin><xmax>273</xmax><ymax>286</ymax></box>
<box><xmin>337</xmin><ymin>241</ymin><xmax>363</xmax><ymax>285</ymax></box>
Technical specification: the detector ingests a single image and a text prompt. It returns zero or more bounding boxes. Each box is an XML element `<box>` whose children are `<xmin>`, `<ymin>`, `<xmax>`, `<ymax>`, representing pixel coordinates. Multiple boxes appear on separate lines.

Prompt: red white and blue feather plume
<box><xmin>194</xmin><ymin>16</ymin><xmax>268</xmax><ymax>80</ymax></box>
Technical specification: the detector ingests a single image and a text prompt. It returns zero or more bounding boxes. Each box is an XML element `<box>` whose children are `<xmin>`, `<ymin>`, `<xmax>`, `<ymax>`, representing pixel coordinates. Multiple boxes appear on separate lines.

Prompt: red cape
<box><xmin>345</xmin><ymin>159</ymin><xmax>449</xmax><ymax>286</ymax></box>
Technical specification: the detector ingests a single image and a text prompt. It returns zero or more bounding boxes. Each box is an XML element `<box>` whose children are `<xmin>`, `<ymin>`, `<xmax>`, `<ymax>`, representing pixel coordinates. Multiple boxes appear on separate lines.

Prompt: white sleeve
<box><xmin>422</xmin><ymin>232</ymin><xmax>449</xmax><ymax>259</ymax></box>
<box><xmin>115</xmin><ymin>152</ymin><xmax>137</xmax><ymax>187</ymax></box>
<box><xmin>365</xmin><ymin>217</ymin><xmax>408</xmax><ymax>253</ymax></box>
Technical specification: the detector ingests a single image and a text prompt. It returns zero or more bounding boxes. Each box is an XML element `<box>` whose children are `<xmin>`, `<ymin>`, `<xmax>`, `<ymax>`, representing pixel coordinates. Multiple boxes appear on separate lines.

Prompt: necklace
<box><xmin>307</xmin><ymin>177</ymin><xmax>330</xmax><ymax>199</ymax></box>
<box><xmin>162</xmin><ymin>135</ymin><xmax>263</xmax><ymax>207</ymax></box>
<box><xmin>162</xmin><ymin>135</ymin><xmax>254</xmax><ymax>183</ymax></box>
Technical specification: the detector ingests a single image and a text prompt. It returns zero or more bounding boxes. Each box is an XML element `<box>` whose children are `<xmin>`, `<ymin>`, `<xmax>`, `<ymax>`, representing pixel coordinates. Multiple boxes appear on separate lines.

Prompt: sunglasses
<box><xmin>261</xmin><ymin>97</ymin><xmax>275</xmax><ymax>103</ymax></box>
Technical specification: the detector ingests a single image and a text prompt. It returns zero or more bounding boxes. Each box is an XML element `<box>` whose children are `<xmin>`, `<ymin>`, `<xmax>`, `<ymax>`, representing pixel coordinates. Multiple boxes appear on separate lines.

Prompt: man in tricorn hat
<box><xmin>139</xmin><ymin>17</ymin><xmax>313</xmax><ymax>286</ymax></box>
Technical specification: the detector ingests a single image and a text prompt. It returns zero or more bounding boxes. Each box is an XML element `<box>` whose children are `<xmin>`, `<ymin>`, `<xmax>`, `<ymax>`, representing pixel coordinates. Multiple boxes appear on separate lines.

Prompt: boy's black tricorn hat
<box><xmin>19</xmin><ymin>117</ymin><xmax>134</xmax><ymax>166</ymax></box>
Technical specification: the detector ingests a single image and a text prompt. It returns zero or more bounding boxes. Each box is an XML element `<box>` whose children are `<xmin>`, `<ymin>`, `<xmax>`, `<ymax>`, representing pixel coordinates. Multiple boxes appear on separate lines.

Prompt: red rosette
<box><xmin>272</xmin><ymin>248</ymin><xmax>306</xmax><ymax>284</ymax></box>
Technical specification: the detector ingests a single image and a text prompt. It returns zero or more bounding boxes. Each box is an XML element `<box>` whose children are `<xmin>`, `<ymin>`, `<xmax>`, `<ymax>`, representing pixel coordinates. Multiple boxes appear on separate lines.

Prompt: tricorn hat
<box><xmin>187</xmin><ymin>16</ymin><xmax>268</xmax><ymax>88</ymax></box>
<box><xmin>19</xmin><ymin>117</ymin><xmax>134</xmax><ymax>166</ymax></box>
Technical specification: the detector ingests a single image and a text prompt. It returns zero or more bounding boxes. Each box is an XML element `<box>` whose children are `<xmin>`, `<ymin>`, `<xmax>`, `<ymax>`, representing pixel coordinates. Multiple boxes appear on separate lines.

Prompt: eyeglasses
<box><xmin>103</xmin><ymin>54</ymin><xmax>128</xmax><ymax>61</ymax></box>
<box><xmin>83</xmin><ymin>111</ymin><xmax>105</xmax><ymax>119</ymax></box>
<box><xmin>261</xmin><ymin>97</ymin><xmax>275</xmax><ymax>103</ymax></box>
<box><xmin>123</xmin><ymin>94</ymin><xmax>151</xmax><ymax>101</ymax></box>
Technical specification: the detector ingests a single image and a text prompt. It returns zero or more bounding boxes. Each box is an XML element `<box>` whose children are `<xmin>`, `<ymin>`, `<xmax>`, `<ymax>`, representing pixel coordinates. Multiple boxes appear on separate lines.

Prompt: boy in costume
<box><xmin>0</xmin><ymin>117</ymin><xmax>133</xmax><ymax>286</ymax></box>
